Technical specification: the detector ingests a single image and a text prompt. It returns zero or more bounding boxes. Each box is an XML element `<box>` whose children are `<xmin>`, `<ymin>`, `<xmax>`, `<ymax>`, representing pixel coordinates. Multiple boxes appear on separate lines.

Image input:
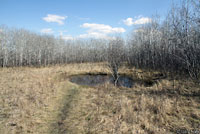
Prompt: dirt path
<box><xmin>49</xmin><ymin>82</ymin><xmax>81</xmax><ymax>134</ymax></box>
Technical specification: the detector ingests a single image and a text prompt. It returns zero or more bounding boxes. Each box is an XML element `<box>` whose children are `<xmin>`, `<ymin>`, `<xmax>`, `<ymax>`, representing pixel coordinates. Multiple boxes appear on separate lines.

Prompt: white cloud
<box><xmin>133</xmin><ymin>17</ymin><xmax>152</xmax><ymax>25</ymax></box>
<box><xmin>40</xmin><ymin>28</ymin><xmax>54</xmax><ymax>34</ymax></box>
<box><xmin>123</xmin><ymin>17</ymin><xmax>152</xmax><ymax>26</ymax></box>
<box><xmin>43</xmin><ymin>14</ymin><xmax>67</xmax><ymax>25</ymax></box>
<box><xmin>80</xmin><ymin>23</ymin><xmax>125</xmax><ymax>39</ymax></box>
<box><xmin>123</xmin><ymin>18</ymin><xmax>134</xmax><ymax>26</ymax></box>
<box><xmin>81</xmin><ymin>23</ymin><xmax>125</xmax><ymax>34</ymax></box>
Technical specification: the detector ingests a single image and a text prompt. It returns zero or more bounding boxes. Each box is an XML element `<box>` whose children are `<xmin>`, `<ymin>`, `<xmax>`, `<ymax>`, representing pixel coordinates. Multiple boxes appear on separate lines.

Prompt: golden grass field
<box><xmin>0</xmin><ymin>63</ymin><xmax>199</xmax><ymax>134</ymax></box>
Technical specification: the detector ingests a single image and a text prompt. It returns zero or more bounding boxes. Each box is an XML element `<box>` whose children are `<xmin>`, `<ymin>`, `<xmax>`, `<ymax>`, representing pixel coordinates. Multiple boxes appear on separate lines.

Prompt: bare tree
<box><xmin>107</xmin><ymin>37</ymin><xmax>125</xmax><ymax>86</ymax></box>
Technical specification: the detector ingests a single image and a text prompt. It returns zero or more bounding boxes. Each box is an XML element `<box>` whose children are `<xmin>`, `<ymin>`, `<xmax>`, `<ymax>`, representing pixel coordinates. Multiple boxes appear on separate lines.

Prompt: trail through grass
<box><xmin>48</xmin><ymin>82</ymin><xmax>80</xmax><ymax>134</ymax></box>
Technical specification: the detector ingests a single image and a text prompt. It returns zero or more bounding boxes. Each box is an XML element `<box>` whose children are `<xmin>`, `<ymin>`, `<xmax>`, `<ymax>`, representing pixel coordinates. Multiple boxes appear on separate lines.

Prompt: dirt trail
<box><xmin>49</xmin><ymin>82</ymin><xmax>80</xmax><ymax>134</ymax></box>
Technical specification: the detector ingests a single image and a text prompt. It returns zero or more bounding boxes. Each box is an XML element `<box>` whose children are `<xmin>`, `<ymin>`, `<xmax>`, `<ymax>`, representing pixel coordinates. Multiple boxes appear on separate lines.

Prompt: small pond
<box><xmin>69</xmin><ymin>74</ymin><xmax>134</xmax><ymax>88</ymax></box>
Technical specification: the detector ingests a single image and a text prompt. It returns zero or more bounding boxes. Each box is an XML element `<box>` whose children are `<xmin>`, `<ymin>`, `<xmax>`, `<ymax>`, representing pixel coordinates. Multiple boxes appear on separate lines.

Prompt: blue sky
<box><xmin>0</xmin><ymin>0</ymin><xmax>180</xmax><ymax>40</ymax></box>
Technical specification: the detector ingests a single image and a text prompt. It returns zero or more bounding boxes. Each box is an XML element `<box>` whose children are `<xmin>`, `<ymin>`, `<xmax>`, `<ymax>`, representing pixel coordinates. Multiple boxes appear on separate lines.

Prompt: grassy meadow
<box><xmin>0</xmin><ymin>63</ymin><xmax>199</xmax><ymax>134</ymax></box>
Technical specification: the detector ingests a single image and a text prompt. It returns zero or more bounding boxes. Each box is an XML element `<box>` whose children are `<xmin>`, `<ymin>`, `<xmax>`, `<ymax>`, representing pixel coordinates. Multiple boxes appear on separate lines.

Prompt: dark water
<box><xmin>69</xmin><ymin>74</ymin><xmax>134</xmax><ymax>88</ymax></box>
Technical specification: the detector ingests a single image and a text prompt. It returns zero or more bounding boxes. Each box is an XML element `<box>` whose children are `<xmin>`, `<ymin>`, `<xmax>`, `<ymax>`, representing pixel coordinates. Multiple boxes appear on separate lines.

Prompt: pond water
<box><xmin>69</xmin><ymin>74</ymin><xmax>134</xmax><ymax>88</ymax></box>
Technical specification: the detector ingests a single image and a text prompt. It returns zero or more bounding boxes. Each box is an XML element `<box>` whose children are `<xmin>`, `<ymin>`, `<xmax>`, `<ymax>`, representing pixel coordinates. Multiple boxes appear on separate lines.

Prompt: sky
<box><xmin>0</xmin><ymin>0</ymin><xmax>181</xmax><ymax>40</ymax></box>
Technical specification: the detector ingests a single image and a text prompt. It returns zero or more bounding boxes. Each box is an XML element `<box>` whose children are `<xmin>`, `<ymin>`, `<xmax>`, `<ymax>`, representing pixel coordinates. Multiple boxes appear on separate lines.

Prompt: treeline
<box><xmin>127</xmin><ymin>0</ymin><xmax>200</xmax><ymax>81</ymax></box>
<box><xmin>0</xmin><ymin>26</ymin><xmax>109</xmax><ymax>67</ymax></box>
<box><xmin>0</xmin><ymin>0</ymin><xmax>199</xmax><ymax>81</ymax></box>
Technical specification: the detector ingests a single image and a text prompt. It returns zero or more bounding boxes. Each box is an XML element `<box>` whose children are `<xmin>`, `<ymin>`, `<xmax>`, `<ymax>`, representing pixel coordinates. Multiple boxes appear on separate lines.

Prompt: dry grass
<box><xmin>0</xmin><ymin>63</ymin><xmax>199</xmax><ymax>134</ymax></box>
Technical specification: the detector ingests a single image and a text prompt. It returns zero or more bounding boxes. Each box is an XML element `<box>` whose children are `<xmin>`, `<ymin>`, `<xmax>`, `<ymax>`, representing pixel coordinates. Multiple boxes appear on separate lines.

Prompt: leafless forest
<box><xmin>0</xmin><ymin>0</ymin><xmax>200</xmax><ymax>82</ymax></box>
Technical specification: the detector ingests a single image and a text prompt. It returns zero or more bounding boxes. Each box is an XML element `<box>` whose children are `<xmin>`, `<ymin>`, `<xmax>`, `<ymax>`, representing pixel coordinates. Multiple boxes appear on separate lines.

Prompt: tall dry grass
<box><xmin>0</xmin><ymin>63</ymin><xmax>199</xmax><ymax>134</ymax></box>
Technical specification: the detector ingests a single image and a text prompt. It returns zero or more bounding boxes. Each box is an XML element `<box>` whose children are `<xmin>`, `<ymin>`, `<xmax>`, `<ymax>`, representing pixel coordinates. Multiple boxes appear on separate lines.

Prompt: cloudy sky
<box><xmin>0</xmin><ymin>0</ymin><xmax>180</xmax><ymax>40</ymax></box>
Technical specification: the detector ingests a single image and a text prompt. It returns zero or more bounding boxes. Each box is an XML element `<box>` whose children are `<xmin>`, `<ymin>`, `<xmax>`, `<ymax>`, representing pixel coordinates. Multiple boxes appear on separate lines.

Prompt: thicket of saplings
<box><xmin>0</xmin><ymin>0</ymin><xmax>199</xmax><ymax>82</ymax></box>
